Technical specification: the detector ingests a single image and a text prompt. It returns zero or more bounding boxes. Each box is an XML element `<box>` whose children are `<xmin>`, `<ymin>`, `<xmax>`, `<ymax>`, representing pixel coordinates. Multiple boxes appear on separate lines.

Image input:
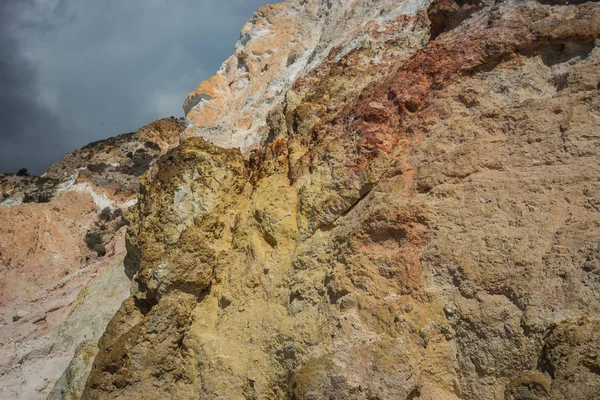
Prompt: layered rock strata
<box><xmin>82</xmin><ymin>0</ymin><xmax>600</xmax><ymax>399</ymax></box>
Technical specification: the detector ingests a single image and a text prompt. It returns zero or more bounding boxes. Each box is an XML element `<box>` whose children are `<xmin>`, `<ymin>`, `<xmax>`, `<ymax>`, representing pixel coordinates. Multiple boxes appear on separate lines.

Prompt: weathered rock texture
<box><xmin>0</xmin><ymin>119</ymin><xmax>184</xmax><ymax>399</ymax></box>
<box><xmin>183</xmin><ymin>0</ymin><xmax>430</xmax><ymax>152</ymax></box>
<box><xmin>82</xmin><ymin>0</ymin><xmax>600</xmax><ymax>399</ymax></box>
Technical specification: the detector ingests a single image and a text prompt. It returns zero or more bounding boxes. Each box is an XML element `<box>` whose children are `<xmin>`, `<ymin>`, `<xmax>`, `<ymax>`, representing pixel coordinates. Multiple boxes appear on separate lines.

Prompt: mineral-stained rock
<box><xmin>81</xmin><ymin>0</ymin><xmax>600</xmax><ymax>399</ymax></box>
<box><xmin>183</xmin><ymin>0</ymin><xmax>432</xmax><ymax>153</ymax></box>
<box><xmin>0</xmin><ymin>0</ymin><xmax>594</xmax><ymax>398</ymax></box>
<box><xmin>0</xmin><ymin>119</ymin><xmax>184</xmax><ymax>399</ymax></box>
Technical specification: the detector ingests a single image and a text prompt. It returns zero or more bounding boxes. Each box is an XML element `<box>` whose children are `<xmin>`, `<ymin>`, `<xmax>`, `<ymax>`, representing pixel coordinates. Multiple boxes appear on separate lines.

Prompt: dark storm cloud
<box><xmin>0</xmin><ymin>0</ymin><xmax>269</xmax><ymax>174</ymax></box>
<box><xmin>0</xmin><ymin>0</ymin><xmax>66</xmax><ymax>174</ymax></box>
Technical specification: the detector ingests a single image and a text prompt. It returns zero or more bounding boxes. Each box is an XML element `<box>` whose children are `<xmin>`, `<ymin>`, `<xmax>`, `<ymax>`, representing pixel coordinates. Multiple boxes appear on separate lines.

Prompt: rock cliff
<box><xmin>2</xmin><ymin>0</ymin><xmax>600</xmax><ymax>399</ymax></box>
<box><xmin>80</xmin><ymin>0</ymin><xmax>600</xmax><ymax>399</ymax></box>
<box><xmin>0</xmin><ymin>119</ymin><xmax>184</xmax><ymax>399</ymax></box>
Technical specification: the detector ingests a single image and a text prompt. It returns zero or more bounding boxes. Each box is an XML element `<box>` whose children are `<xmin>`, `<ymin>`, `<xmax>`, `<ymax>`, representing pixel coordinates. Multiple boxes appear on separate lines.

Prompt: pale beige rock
<box><xmin>0</xmin><ymin>118</ymin><xmax>184</xmax><ymax>399</ymax></box>
<box><xmin>0</xmin><ymin>221</ymin><xmax>129</xmax><ymax>400</ymax></box>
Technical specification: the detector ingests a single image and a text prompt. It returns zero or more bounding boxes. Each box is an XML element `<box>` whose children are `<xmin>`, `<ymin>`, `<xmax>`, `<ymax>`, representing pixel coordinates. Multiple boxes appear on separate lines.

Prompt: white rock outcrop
<box><xmin>183</xmin><ymin>0</ymin><xmax>431</xmax><ymax>153</ymax></box>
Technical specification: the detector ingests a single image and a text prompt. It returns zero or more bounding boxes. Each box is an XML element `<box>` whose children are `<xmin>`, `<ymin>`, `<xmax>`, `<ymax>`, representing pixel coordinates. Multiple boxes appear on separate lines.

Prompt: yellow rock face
<box><xmin>29</xmin><ymin>0</ymin><xmax>600</xmax><ymax>399</ymax></box>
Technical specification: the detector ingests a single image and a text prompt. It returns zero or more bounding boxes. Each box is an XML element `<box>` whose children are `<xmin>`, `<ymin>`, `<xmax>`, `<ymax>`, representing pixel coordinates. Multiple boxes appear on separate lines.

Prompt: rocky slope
<box><xmin>78</xmin><ymin>0</ymin><xmax>600</xmax><ymax>399</ymax></box>
<box><xmin>0</xmin><ymin>119</ymin><xmax>184</xmax><ymax>399</ymax></box>
<box><xmin>2</xmin><ymin>0</ymin><xmax>599</xmax><ymax>398</ymax></box>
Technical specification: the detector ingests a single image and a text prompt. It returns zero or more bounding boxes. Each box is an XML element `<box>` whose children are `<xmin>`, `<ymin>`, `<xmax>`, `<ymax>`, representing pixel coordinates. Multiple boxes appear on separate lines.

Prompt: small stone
<box><xmin>12</xmin><ymin>310</ymin><xmax>27</xmax><ymax>322</ymax></box>
<box><xmin>404</xmin><ymin>303</ymin><xmax>414</xmax><ymax>313</ymax></box>
<box><xmin>394</xmin><ymin>312</ymin><xmax>406</xmax><ymax>323</ymax></box>
<box><xmin>459</xmin><ymin>283</ymin><xmax>476</xmax><ymax>299</ymax></box>
<box><xmin>443</xmin><ymin>305</ymin><xmax>455</xmax><ymax>318</ymax></box>
<box><xmin>35</xmin><ymin>381</ymin><xmax>48</xmax><ymax>392</ymax></box>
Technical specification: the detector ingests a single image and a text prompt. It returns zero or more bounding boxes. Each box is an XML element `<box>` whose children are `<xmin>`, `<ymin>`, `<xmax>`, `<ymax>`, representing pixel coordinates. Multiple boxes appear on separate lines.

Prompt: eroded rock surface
<box><xmin>183</xmin><ymin>0</ymin><xmax>431</xmax><ymax>152</ymax></box>
<box><xmin>0</xmin><ymin>119</ymin><xmax>184</xmax><ymax>399</ymax></box>
<box><xmin>82</xmin><ymin>0</ymin><xmax>600</xmax><ymax>399</ymax></box>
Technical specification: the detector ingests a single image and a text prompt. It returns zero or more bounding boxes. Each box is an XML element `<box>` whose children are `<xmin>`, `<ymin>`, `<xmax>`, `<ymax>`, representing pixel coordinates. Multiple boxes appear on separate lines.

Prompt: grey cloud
<box><xmin>0</xmin><ymin>0</ymin><xmax>269</xmax><ymax>174</ymax></box>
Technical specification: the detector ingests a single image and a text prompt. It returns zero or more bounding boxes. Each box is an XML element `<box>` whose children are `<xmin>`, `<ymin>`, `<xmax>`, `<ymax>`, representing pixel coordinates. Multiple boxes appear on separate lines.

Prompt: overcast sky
<box><xmin>0</xmin><ymin>0</ymin><xmax>269</xmax><ymax>174</ymax></box>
